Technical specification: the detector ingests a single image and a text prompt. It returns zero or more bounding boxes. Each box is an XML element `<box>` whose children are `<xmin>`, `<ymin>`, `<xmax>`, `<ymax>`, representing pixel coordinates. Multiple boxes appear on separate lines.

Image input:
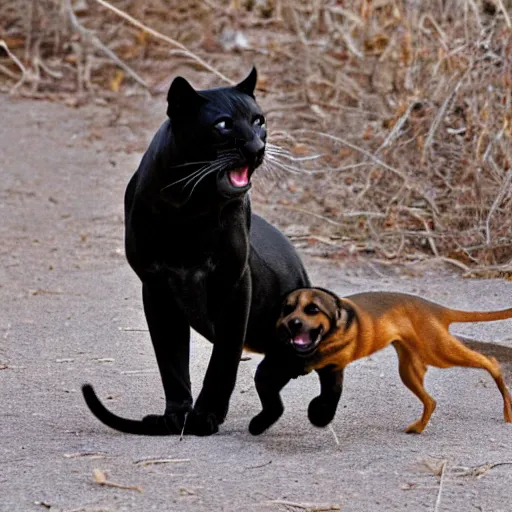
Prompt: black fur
<box><xmin>82</xmin><ymin>68</ymin><xmax>320</xmax><ymax>435</ymax></box>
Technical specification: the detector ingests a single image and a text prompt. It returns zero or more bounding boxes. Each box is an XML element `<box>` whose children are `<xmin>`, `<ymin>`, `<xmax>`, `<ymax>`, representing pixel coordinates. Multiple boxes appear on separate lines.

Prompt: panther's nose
<box><xmin>288</xmin><ymin>318</ymin><xmax>303</xmax><ymax>334</ymax></box>
<box><xmin>242</xmin><ymin>136</ymin><xmax>265</xmax><ymax>162</ymax></box>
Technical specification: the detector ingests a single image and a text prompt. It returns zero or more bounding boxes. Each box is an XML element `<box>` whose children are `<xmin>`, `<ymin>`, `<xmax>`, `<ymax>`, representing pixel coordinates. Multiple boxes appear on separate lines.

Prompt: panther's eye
<box><xmin>253</xmin><ymin>116</ymin><xmax>266</xmax><ymax>129</ymax></box>
<box><xmin>304</xmin><ymin>303</ymin><xmax>320</xmax><ymax>315</ymax></box>
<box><xmin>215</xmin><ymin>118</ymin><xmax>233</xmax><ymax>131</ymax></box>
<box><xmin>282</xmin><ymin>304</ymin><xmax>295</xmax><ymax>316</ymax></box>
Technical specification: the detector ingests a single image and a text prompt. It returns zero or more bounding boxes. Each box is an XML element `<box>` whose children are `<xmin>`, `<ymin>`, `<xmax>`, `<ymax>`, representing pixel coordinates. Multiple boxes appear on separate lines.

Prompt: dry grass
<box><xmin>1</xmin><ymin>0</ymin><xmax>511</xmax><ymax>269</ymax></box>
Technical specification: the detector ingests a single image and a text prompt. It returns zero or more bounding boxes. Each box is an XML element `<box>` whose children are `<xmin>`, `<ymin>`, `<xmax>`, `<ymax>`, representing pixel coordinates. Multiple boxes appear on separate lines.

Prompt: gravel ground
<box><xmin>1</xmin><ymin>95</ymin><xmax>511</xmax><ymax>512</ymax></box>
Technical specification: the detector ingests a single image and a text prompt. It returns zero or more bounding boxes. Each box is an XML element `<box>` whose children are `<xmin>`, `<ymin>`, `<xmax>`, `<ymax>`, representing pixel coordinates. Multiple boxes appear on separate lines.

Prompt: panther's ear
<box><xmin>235</xmin><ymin>66</ymin><xmax>257</xmax><ymax>97</ymax></box>
<box><xmin>167</xmin><ymin>76</ymin><xmax>205</xmax><ymax>119</ymax></box>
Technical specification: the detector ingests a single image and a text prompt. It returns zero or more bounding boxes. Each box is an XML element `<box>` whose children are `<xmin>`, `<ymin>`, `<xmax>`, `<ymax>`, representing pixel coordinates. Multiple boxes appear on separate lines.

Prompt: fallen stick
<box><xmin>265</xmin><ymin>499</ymin><xmax>341</xmax><ymax>511</ymax></box>
<box><xmin>0</xmin><ymin>40</ymin><xmax>30</xmax><ymax>92</ymax></box>
<box><xmin>92</xmin><ymin>469</ymin><xmax>143</xmax><ymax>493</ymax></box>
<box><xmin>134</xmin><ymin>458</ymin><xmax>190</xmax><ymax>466</ymax></box>
<box><xmin>433</xmin><ymin>460</ymin><xmax>447</xmax><ymax>512</ymax></box>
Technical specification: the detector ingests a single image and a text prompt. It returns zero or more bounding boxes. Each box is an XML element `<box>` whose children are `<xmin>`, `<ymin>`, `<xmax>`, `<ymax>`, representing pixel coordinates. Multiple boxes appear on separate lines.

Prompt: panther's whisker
<box><xmin>181</xmin><ymin>157</ymin><xmax>236</xmax><ymax>196</ymax></box>
<box><xmin>160</xmin><ymin>165</ymin><xmax>210</xmax><ymax>191</ymax></box>
<box><xmin>267</xmin><ymin>154</ymin><xmax>362</xmax><ymax>175</ymax></box>
<box><xmin>266</xmin><ymin>149</ymin><xmax>324</xmax><ymax>162</ymax></box>
<box><xmin>182</xmin><ymin>158</ymin><xmax>234</xmax><ymax>190</ymax></box>
<box><xmin>265</xmin><ymin>155</ymin><xmax>305</xmax><ymax>175</ymax></box>
<box><xmin>162</xmin><ymin>156</ymin><xmax>234</xmax><ymax>193</ymax></box>
<box><xmin>169</xmin><ymin>160</ymin><xmax>214</xmax><ymax>169</ymax></box>
<box><xmin>185</xmin><ymin>167</ymin><xmax>223</xmax><ymax>198</ymax></box>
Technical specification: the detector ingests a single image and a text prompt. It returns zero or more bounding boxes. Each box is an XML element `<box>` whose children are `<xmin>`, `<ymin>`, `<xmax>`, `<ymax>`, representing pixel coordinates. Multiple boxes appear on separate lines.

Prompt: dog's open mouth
<box><xmin>228</xmin><ymin>166</ymin><xmax>250</xmax><ymax>188</ymax></box>
<box><xmin>291</xmin><ymin>327</ymin><xmax>323</xmax><ymax>356</ymax></box>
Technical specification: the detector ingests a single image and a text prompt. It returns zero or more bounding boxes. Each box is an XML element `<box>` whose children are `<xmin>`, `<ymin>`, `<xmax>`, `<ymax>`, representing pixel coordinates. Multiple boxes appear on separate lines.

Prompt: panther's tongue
<box><xmin>292</xmin><ymin>333</ymin><xmax>312</xmax><ymax>347</ymax></box>
<box><xmin>228</xmin><ymin>166</ymin><xmax>249</xmax><ymax>187</ymax></box>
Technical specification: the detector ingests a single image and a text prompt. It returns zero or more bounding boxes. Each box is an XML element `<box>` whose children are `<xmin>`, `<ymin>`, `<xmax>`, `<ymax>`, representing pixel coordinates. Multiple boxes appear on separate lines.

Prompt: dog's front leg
<box><xmin>185</xmin><ymin>271</ymin><xmax>252</xmax><ymax>436</ymax></box>
<box><xmin>141</xmin><ymin>281</ymin><xmax>192</xmax><ymax>434</ymax></box>
<box><xmin>308</xmin><ymin>366</ymin><xmax>344</xmax><ymax>427</ymax></box>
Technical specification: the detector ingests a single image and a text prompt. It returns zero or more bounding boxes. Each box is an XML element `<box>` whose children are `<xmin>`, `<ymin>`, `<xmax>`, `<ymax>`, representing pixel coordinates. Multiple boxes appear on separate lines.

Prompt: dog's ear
<box><xmin>167</xmin><ymin>76</ymin><xmax>206</xmax><ymax>119</ymax></box>
<box><xmin>235</xmin><ymin>66</ymin><xmax>257</xmax><ymax>98</ymax></box>
<box><xmin>335</xmin><ymin>299</ymin><xmax>354</xmax><ymax>330</ymax></box>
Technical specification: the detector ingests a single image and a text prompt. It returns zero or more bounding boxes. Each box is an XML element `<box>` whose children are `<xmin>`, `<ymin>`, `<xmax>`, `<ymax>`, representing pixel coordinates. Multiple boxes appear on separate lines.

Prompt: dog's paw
<box><xmin>248</xmin><ymin>408</ymin><xmax>283</xmax><ymax>436</ymax></box>
<box><xmin>142</xmin><ymin>412</ymin><xmax>185</xmax><ymax>434</ymax></box>
<box><xmin>308</xmin><ymin>397</ymin><xmax>336</xmax><ymax>427</ymax></box>
<box><xmin>184</xmin><ymin>410</ymin><xmax>220</xmax><ymax>436</ymax></box>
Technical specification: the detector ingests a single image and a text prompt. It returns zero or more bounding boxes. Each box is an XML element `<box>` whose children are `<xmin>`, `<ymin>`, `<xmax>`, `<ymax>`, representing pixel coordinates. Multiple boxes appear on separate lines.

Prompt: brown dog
<box><xmin>249</xmin><ymin>288</ymin><xmax>512</xmax><ymax>435</ymax></box>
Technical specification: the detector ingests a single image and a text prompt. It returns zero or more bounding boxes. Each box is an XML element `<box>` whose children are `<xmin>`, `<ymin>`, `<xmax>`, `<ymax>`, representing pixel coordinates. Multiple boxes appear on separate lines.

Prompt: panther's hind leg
<box><xmin>393</xmin><ymin>342</ymin><xmax>436</xmax><ymax>434</ymax></box>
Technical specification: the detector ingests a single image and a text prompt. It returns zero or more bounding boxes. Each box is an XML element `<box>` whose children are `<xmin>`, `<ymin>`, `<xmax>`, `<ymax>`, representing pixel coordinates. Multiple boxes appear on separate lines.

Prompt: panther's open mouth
<box><xmin>291</xmin><ymin>326</ymin><xmax>323</xmax><ymax>356</ymax></box>
<box><xmin>218</xmin><ymin>165</ymin><xmax>253</xmax><ymax>197</ymax></box>
<box><xmin>228</xmin><ymin>166</ymin><xmax>250</xmax><ymax>188</ymax></box>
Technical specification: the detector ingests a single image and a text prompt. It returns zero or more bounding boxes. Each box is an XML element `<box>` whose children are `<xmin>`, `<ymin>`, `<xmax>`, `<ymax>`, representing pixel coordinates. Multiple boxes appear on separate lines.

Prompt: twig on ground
<box><xmin>433</xmin><ymin>460</ymin><xmax>448</xmax><ymax>512</ymax></box>
<box><xmin>134</xmin><ymin>458</ymin><xmax>190</xmax><ymax>466</ymax></box>
<box><xmin>277</xmin><ymin>204</ymin><xmax>385</xmax><ymax>226</ymax></box>
<box><xmin>453</xmin><ymin>461</ymin><xmax>512</xmax><ymax>479</ymax></box>
<box><xmin>485</xmin><ymin>169</ymin><xmax>512</xmax><ymax>246</ymax></box>
<box><xmin>495</xmin><ymin>0</ymin><xmax>512</xmax><ymax>28</ymax></box>
<box><xmin>328</xmin><ymin>425</ymin><xmax>340</xmax><ymax>446</ymax></box>
<box><xmin>422</xmin><ymin>72</ymin><xmax>468</xmax><ymax>160</ymax></box>
<box><xmin>92</xmin><ymin>469</ymin><xmax>143</xmax><ymax>492</ymax></box>
<box><xmin>0</xmin><ymin>40</ymin><xmax>30</xmax><ymax>92</ymax></box>
<box><xmin>265</xmin><ymin>499</ymin><xmax>341</xmax><ymax>511</ymax></box>
<box><xmin>245</xmin><ymin>460</ymin><xmax>273</xmax><ymax>470</ymax></box>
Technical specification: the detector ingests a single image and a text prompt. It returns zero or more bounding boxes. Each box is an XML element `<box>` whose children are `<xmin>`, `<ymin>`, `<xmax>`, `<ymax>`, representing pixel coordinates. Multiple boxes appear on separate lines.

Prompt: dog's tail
<box><xmin>82</xmin><ymin>384</ymin><xmax>175</xmax><ymax>435</ymax></box>
<box><xmin>445</xmin><ymin>307</ymin><xmax>512</xmax><ymax>324</ymax></box>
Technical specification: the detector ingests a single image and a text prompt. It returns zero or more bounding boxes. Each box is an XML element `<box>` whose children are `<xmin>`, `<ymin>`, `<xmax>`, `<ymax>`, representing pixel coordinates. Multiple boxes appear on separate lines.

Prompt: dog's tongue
<box><xmin>228</xmin><ymin>166</ymin><xmax>249</xmax><ymax>187</ymax></box>
<box><xmin>292</xmin><ymin>333</ymin><xmax>311</xmax><ymax>346</ymax></box>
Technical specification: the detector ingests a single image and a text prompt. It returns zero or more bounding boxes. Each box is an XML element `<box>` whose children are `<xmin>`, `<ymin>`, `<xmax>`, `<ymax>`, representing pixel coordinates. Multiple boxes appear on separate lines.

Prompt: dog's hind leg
<box><xmin>393</xmin><ymin>342</ymin><xmax>436</xmax><ymax>434</ymax></box>
<box><xmin>428</xmin><ymin>334</ymin><xmax>512</xmax><ymax>423</ymax></box>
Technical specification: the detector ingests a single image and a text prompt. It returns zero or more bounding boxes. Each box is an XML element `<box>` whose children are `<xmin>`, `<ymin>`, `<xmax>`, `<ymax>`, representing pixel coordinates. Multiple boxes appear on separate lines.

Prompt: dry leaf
<box><xmin>364</xmin><ymin>34</ymin><xmax>389</xmax><ymax>56</ymax></box>
<box><xmin>93</xmin><ymin>469</ymin><xmax>107</xmax><ymax>484</ymax></box>
<box><xmin>110</xmin><ymin>70</ymin><xmax>125</xmax><ymax>93</ymax></box>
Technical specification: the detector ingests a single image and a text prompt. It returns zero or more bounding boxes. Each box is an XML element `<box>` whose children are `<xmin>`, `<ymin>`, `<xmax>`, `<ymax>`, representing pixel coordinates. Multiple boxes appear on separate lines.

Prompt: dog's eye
<box><xmin>304</xmin><ymin>304</ymin><xmax>320</xmax><ymax>315</ymax></box>
<box><xmin>282</xmin><ymin>304</ymin><xmax>295</xmax><ymax>316</ymax></box>
<box><xmin>215</xmin><ymin>118</ymin><xmax>233</xmax><ymax>131</ymax></box>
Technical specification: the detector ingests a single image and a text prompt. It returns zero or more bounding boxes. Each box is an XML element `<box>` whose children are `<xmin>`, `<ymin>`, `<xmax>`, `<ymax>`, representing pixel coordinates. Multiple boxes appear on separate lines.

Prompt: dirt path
<box><xmin>1</xmin><ymin>95</ymin><xmax>511</xmax><ymax>512</ymax></box>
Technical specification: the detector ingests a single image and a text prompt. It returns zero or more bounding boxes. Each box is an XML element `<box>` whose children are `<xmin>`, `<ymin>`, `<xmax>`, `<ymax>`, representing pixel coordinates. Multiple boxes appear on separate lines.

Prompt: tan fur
<box><xmin>279</xmin><ymin>289</ymin><xmax>512</xmax><ymax>433</ymax></box>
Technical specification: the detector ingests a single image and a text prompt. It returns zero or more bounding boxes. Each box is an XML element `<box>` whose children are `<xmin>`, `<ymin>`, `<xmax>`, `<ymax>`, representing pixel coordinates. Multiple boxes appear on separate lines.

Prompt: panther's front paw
<box><xmin>249</xmin><ymin>407</ymin><xmax>283</xmax><ymax>436</ymax></box>
<box><xmin>184</xmin><ymin>409</ymin><xmax>220</xmax><ymax>436</ymax></box>
<box><xmin>308</xmin><ymin>396</ymin><xmax>336</xmax><ymax>427</ymax></box>
<box><xmin>142</xmin><ymin>411</ymin><xmax>186</xmax><ymax>434</ymax></box>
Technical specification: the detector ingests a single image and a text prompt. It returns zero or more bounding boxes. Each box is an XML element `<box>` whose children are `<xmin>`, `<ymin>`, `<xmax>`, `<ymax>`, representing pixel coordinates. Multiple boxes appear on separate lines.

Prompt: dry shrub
<box><xmin>1</xmin><ymin>0</ymin><xmax>511</xmax><ymax>269</ymax></box>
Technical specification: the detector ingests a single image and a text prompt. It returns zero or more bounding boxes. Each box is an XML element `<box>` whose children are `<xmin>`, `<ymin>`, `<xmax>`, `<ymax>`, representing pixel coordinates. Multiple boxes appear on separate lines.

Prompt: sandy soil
<box><xmin>1</xmin><ymin>94</ymin><xmax>512</xmax><ymax>512</ymax></box>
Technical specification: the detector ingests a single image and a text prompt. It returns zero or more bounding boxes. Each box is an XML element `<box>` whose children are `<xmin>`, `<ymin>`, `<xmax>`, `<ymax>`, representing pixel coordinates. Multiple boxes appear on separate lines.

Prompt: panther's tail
<box><xmin>82</xmin><ymin>384</ymin><xmax>177</xmax><ymax>435</ymax></box>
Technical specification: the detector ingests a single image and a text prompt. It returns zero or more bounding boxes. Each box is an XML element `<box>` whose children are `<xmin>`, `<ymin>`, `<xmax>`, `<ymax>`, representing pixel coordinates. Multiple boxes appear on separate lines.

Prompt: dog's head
<box><xmin>277</xmin><ymin>287</ymin><xmax>353</xmax><ymax>357</ymax></box>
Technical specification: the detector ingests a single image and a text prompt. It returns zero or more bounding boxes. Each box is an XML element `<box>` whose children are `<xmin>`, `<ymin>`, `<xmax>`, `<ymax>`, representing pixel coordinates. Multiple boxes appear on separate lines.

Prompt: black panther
<box><xmin>82</xmin><ymin>67</ymin><xmax>344</xmax><ymax>435</ymax></box>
